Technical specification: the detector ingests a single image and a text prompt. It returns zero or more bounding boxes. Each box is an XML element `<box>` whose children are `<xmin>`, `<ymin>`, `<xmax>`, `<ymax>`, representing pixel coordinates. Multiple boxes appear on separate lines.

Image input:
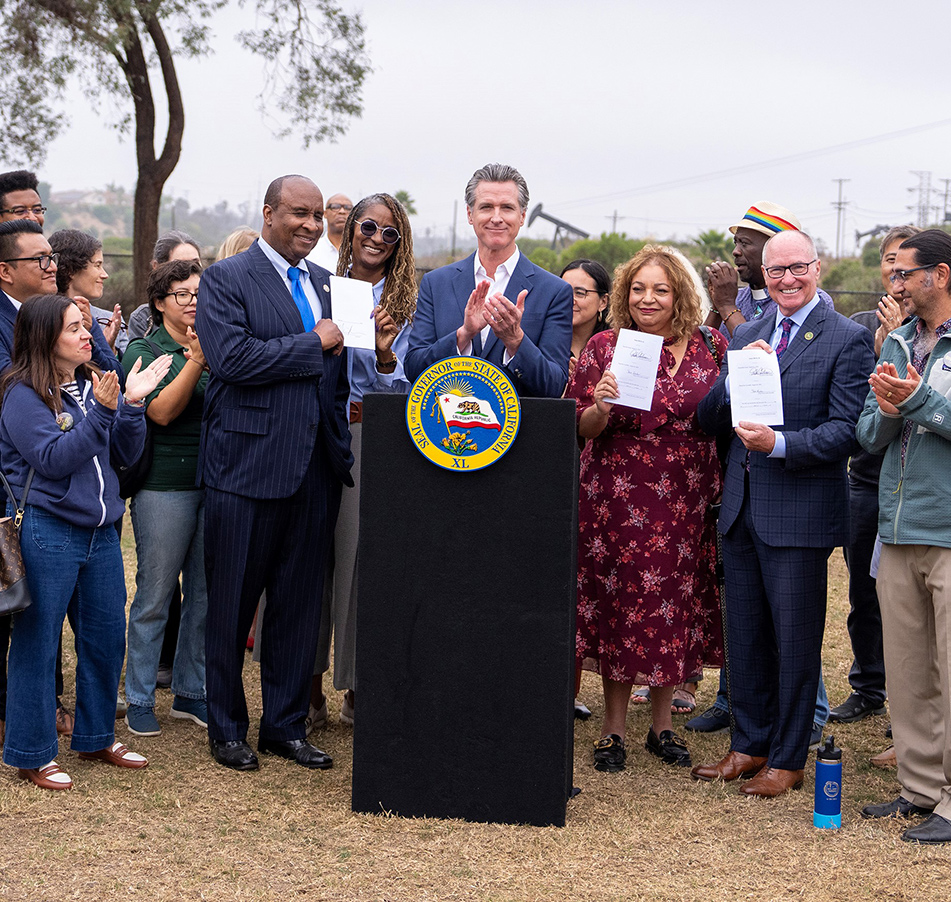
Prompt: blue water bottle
<box><xmin>814</xmin><ymin>735</ymin><xmax>842</xmax><ymax>829</ymax></box>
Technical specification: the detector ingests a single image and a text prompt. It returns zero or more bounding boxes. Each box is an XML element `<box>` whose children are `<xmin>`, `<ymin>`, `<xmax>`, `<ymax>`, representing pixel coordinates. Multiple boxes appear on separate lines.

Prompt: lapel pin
<box><xmin>322</xmin><ymin>284</ymin><xmax>330</xmax><ymax>292</ymax></box>
<box><xmin>804</xmin><ymin>331</ymin><xmax>814</xmax><ymax>340</ymax></box>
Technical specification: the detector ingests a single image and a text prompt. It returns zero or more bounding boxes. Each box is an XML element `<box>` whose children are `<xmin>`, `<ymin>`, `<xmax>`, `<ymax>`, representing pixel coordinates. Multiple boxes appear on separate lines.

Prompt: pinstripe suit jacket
<box><xmin>195</xmin><ymin>242</ymin><xmax>353</xmax><ymax>499</ymax></box>
<box><xmin>698</xmin><ymin>302</ymin><xmax>874</xmax><ymax>548</ymax></box>
<box><xmin>405</xmin><ymin>252</ymin><xmax>572</xmax><ymax>398</ymax></box>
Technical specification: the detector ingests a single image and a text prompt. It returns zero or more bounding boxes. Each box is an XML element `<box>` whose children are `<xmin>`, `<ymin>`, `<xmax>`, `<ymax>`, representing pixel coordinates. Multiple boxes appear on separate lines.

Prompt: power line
<box><xmin>552</xmin><ymin>118</ymin><xmax>951</xmax><ymax>209</ymax></box>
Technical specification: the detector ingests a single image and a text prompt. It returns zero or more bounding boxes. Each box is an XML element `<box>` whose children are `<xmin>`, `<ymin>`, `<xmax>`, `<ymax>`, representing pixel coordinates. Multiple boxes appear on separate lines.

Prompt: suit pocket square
<box><xmin>219</xmin><ymin>407</ymin><xmax>270</xmax><ymax>435</ymax></box>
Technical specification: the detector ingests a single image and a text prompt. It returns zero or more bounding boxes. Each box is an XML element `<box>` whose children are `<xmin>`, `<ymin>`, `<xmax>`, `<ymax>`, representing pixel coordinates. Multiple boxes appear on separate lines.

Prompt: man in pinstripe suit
<box><xmin>693</xmin><ymin>231</ymin><xmax>874</xmax><ymax>797</ymax></box>
<box><xmin>196</xmin><ymin>175</ymin><xmax>353</xmax><ymax>771</ymax></box>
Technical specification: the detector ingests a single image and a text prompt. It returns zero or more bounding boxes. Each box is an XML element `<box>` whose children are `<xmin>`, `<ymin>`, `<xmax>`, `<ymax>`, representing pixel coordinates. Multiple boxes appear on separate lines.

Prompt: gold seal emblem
<box><xmin>405</xmin><ymin>357</ymin><xmax>520</xmax><ymax>471</ymax></box>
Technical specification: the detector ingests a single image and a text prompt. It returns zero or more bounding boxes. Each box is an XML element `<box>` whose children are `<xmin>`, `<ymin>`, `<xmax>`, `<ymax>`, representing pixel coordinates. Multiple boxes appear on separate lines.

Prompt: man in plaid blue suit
<box><xmin>693</xmin><ymin>231</ymin><xmax>875</xmax><ymax>797</ymax></box>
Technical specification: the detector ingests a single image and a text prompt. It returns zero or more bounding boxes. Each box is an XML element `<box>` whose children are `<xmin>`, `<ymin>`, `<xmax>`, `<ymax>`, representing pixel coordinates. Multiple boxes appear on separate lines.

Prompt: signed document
<box><xmin>329</xmin><ymin>275</ymin><xmax>375</xmax><ymax>350</ymax></box>
<box><xmin>611</xmin><ymin>328</ymin><xmax>664</xmax><ymax>410</ymax></box>
<box><xmin>728</xmin><ymin>348</ymin><xmax>784</xmax><ymax>427</ymax></box>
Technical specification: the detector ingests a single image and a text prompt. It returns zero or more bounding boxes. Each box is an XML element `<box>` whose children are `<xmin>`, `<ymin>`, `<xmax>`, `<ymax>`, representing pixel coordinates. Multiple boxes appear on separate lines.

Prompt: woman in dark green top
<box><xmin>122</xmin><ymin>259</ymin><xmax>210</xmax><ymax>738</ymax></box>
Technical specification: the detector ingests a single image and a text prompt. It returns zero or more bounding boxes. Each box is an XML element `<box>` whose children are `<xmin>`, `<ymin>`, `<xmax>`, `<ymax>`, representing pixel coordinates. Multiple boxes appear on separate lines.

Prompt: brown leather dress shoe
<box><xmin>18</xmin><ymin>761</ymin><xmax>73</xmax><ymax>791</ymax></box>
<box><xmin>691</xmin><ymin>750</ymin><xmax>768</xmax><ymax>782</ymax></box>
<box><xmin>739</xmin><ymin>766</ymin><xmax>804</xmax><ymax>797</ymax></box>
<box><xmin>871</xmin><ymin>745</ymin><xmax>897</xmax><ymax>768</ymax></box>
<box><xmin>78</xmin><ymin>741</ymin><xmax>149</xmax><ymax>769</ymax></box>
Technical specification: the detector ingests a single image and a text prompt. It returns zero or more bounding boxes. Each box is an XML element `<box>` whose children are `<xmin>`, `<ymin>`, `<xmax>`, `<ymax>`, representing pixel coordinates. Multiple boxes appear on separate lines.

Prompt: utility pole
<box><xmin>605</xmin><ymin>210</ymin><xmax>628</xmax><ymax>234</ymax></box>
<box><xmin>450</xmin><ymin>200</ymin><xmax>457</xmax><ymax>258</ymax></box>
<box><xmin>908</xmin><ymin>170</ymin><xmax>933</xmax><ymax>228</ymax></box>
<box><xmin>940</xmin><ymin>178</ymin><xmax>951</xmax><ymax>223</ymax></box>
<box><xmin>831</xmin><ymin>178</ymin><xmax>850</xmax><ymax>258</ymax></box>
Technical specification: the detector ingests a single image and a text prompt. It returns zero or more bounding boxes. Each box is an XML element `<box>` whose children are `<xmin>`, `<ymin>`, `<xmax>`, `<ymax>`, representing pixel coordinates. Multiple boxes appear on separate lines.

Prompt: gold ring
<box><xmin>886</xmin><ymin>391</ymin><xmax>892</xmax><ymax>398</ymax></box>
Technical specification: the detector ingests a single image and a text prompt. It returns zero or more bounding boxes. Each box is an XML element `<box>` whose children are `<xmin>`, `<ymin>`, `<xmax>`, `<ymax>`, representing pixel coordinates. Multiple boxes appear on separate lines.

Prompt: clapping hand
<box><xmin>124</xmin><ymin>354</ymin><xmax>174</xmax><ymax>404</ymax></box>
<box><xmin>457</xmin><ymin>280</ymin><xmax>491</xmax><ymax>348</ymax></box>
<box><xmin>868</xmin><ymin>360</ymin><xmax>920</xmax><ymax>415</ymax></box>
<box><xmin>705</xmin><ymin>261</ymin><xmax>740</xmax><ymax>317</ymax></box>
<box><xmin>91</xmin><ymin>370</ymin><xmax>121</xmax><ymax>410</ymax></box>
<box><xmin>183</xmin><ymin>326</ymin><xmax>207</xmax><ymax>369</ymax></box>
<box><xmin>102</xmin><ymin>305</ymin><xmax>123</xmax><ymax>350</ymax></box>
<box><xmin>485</xmin><ymin>289</ymin><xmax>527</xmax><ymax>354</ymax></box>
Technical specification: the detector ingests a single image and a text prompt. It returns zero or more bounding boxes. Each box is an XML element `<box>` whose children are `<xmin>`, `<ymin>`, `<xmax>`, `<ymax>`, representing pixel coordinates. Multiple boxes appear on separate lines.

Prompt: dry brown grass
<box><xmin>1</xmin><ymin>524</ymin><xmax>949</xmax><ymax>901</ymax></box>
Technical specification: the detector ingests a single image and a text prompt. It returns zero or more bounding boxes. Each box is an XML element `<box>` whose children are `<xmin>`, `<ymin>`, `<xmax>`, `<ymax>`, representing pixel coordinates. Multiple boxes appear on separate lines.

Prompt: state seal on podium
<box><xmin>405</xmin><ymin>357</ymin><xmax>521</xmax><ymax>471</ymax></box>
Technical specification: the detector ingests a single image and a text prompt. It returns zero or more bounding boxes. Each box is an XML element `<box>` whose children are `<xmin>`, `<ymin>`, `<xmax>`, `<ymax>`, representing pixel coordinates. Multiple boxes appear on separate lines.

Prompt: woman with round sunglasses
<box><xmin>0</xmin><ymin>293</ymin><xmax>171</xmax><ymax>789</ymax></box>
<box><xmin>122</xmin><ymin>260</ymin><xmax>210</xmax><ymax>739</ymax></box>
<box><xmin>309</xmin><ymin>193</ymin><xmax>417</xmax><ymax>728</ymax></box>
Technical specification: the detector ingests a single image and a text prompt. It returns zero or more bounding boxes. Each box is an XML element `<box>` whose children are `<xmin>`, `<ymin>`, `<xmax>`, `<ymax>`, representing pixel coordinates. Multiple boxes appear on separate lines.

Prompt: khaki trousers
<box><xmin>877</xmin><ymin>543</ymin><xmax>951</xmax><ymax>818</ymax></box>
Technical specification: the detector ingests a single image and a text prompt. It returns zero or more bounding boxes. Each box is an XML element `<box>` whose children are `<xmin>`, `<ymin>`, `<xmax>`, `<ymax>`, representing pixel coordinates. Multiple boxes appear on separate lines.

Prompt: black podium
<box><xmin>351</xmin><ymin>393</ymin><xmax>578</xmax><ymax>827</ymax></box>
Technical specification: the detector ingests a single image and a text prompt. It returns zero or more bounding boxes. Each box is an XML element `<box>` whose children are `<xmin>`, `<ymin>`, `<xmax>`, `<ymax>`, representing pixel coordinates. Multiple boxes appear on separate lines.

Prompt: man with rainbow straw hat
<box><xmin>705</xmin><ymin>201</ymin><xmax>835</xmax><ymax>340</ymax></box>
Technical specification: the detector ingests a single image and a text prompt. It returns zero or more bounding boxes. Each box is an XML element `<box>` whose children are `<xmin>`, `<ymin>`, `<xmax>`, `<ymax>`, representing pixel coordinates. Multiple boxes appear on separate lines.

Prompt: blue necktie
<box><xmin>287</xmin><ymin>266</ymin><xmax>316</xmax><ymax>332</ymax></box>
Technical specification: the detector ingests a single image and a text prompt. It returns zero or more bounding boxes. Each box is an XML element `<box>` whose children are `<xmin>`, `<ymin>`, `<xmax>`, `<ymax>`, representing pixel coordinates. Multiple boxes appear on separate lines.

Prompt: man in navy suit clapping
<box><xmin>406</xmin><ymin>163</ymin><xmax>571</xmax><ymax>398</ymax></box>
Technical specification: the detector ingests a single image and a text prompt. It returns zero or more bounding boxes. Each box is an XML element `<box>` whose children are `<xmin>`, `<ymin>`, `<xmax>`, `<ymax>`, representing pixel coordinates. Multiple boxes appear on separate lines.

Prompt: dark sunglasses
<box><xmin>357</xmin><ymin>219</ymin><xmax>400</xmax><ymax>245</ymax></box>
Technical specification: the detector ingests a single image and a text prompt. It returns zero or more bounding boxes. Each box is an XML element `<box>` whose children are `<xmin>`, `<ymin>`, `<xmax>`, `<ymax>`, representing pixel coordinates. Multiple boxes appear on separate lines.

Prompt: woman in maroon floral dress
<box><xmin>566</xmin><ymin>245</ymin><xmax>725</xmax><ymax>772</ymax></box>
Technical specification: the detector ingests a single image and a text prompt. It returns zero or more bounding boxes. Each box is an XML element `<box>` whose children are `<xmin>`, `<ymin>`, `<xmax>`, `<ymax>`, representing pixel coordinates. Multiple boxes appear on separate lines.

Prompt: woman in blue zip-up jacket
<box><xmin>0</xmin><ymin>294</ymin><xmax>171</xmax><ymax>791</ymax></box>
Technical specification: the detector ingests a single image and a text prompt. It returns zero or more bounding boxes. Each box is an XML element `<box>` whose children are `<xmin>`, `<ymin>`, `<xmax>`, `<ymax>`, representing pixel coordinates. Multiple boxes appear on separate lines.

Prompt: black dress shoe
<box><xmin>861</xmin><ymin>795</ymin><xmax>934</xmax><ymax>819</ymax></box>
<box><xmin>828</xmin><ymin>692</ymin><xmax>886</xmax><ymax>724</ymax></box>
<box><xmin>257</xmin><ymin>737</ymin><xmax>333</xmax><ymax>769</ymax></box>
<box><xmin>593</xmin><ymin>734</ymin><xmax>626</xmax><ymax>772</ymax></box>
<box><xmin>574</xmin><ymin>701</ymin><xmax>592</xmax><ymax>720</ymax></box>
<box><xmin>645</xmin><ymin>727</ymin><xmax>692</xmax><ymax>767</ymax></box>
<box><xmin>902</xmin><ymin>813</ymin><xmax>951</xmax><ymax>844</ymax></box>
<box><xmin>210</xmin><ymin>739</ymin><xmax>259</xmax><ymax>771</ymax></box>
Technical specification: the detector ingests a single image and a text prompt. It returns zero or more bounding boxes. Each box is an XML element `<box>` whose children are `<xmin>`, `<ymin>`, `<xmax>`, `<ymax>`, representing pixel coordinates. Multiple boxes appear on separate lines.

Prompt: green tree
<box><xmin>0</xmin><ymin>1</ymin><xmax>369</xmax><ymax>300</ymax></box>
<box><xmin>558</xmin><ymin>232</ymin><xmax>646</xmax><ymax>275</ymax></box>
<box><xmin>692</xmin><ymin>229</ymin><xmax>732</xmax><ymax>264</ymax></box>
<box><xmin>394</xmin><ymin>190</ymin><xmax>417</xmax><ymax>215</ymax></box>
<box><xmin>526</xmin><ymin>246</ymin><xmax>559</xmax><ymax>273</ymax></box>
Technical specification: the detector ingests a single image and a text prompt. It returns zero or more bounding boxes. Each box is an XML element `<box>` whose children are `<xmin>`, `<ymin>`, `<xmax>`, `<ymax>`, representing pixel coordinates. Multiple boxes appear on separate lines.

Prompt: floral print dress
<box><xmin>567</xmin><ymin>327</ymin><xmax>725</xmax><ymax>686</ymax></box>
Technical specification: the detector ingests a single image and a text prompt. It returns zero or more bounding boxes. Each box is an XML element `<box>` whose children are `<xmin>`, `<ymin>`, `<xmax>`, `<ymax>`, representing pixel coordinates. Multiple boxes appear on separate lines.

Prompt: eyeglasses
<box><xmin>0</xmin><ymin>205</ymin><xmax>47</xmax><ymax>217</ymax></box>
<box><xmin>357</xmin><ymin>219</ymin><xmax>401</xmax><ymax>245</ymax></box>
<box><xmin>571</xmin><ymin>287</ymin><xmax>604</xmax><ymax>301</ymax></box>
<box><xmin>890</xmin><ymin>264</ymin><xmax>936</xmax><ymax>284</ymax></box>
<box><xmin>96</xmin><ymin>317</ymin><xmax>128</xmax><ymax>332</ymax></box>
<box><xmin>164</xmin><ymin>289</ymin><xmax>199</xmax><ymax>305</ymax></box>
<box><xmin>763</xmin><ymin>259</ymin><xmax>817</xmax><ymax>279</ymax></box>
<box><xmin>327</xmin><ymin>202</ymin><xmax>353</xmax><ymax>212</ymax></box>
<box><xmin>1</xmin><ymin>252</ymin><xmax>59</xmax><ymax>271</ymax></box>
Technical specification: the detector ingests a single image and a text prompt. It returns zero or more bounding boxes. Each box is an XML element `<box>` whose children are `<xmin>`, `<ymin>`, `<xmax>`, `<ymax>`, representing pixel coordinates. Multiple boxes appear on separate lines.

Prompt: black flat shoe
<box><xmin>861</xmin><ymin>795</ymin><xmax>934</xmax><ymax>819</ymax></box>
<box><xmin>902</xmin><ymin>813</ymin><xmax>951</xmax><ymax>844</ymax></box>
<box><xmin>210</xmin><ymin>739</ymin><xmax>259</xmax><ymax>771</ymax></box>
<box><xmin>593</xmin><ymin>734</ymin><xmax>626</xmax><ymax>772</ymax></box>
<box><xmin>257</xmin><ymin>737</ymin><xmax>333</xmax><ymax>769</ymax></box>
<box><xmin>645</xmin><ymin>727</ymin><xmax>692</xmax><ymax>767</ymax></box>
<box><xmin>828</xmin><ymin>692</ymin><xmax>886</xmax><ymax>724</ymax></box>
<box><xmin>574</xmin><ymin>701</ymin><xmax>592</xmax><ymax>720</ymax></box>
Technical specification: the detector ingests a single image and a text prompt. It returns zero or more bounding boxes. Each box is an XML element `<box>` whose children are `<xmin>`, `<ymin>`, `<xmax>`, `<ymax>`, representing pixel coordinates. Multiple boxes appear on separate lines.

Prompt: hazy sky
<box><xmin>28</xmin><ymin>0</ymin><xmax>951</xmax><ymax>255</ymax></box>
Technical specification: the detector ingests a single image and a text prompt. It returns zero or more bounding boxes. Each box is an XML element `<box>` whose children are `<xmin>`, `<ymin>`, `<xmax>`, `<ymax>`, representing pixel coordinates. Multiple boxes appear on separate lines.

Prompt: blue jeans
<box><xmin>714</xmin><ymin>663</ymin><xmax>830</xmax><ymax>726</ymax></box>
<box><xmin>126</xmin><ymin>489</ymin><xmax>207</xmax><ymax>707</ymax></box>
<box><xmin>2</xmin><ymin>506</ymin><xmax>125</xmax><ymax>769</ymax></box>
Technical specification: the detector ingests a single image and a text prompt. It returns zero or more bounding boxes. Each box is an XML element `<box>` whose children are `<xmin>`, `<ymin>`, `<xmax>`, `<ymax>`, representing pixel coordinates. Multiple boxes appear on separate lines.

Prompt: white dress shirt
<box><xmin>457</xmin><ymin>248</ymin><xmax>521</xmax><ymax>364</ymax></box>
<box><xmin>258</xmin><ymin>237</ymin><xmax>323</xmax><ymax>323</ymax></box>
<box><xmin>307</xmin><ymin>234</ymin><xmax>342</xmax><ymax>273</ymax></box>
